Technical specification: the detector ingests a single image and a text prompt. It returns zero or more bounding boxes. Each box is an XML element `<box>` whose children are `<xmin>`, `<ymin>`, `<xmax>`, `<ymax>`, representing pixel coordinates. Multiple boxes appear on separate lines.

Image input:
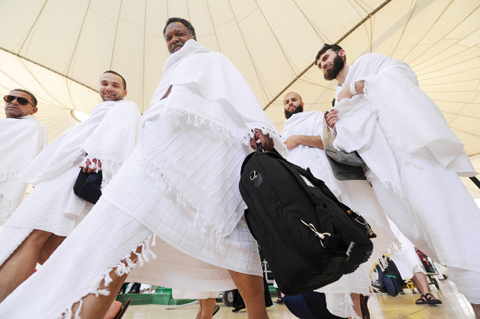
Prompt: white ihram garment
<box><xmin>388</xmin><ymin>218</ymin><xmax>424</xmax><ymax>280</ymax></box>
<box><xmin>0</xmin><ymin>40</ymin><xmax>284</xmax><ymax>319</ymax></box>
<box><xmin>0</xmin><ymin>101</ymin><xmax>141</xmax><ymax>267</ymax></box>
<box><xmin>333</xmin><ymin>53</ymin><xmax>480</xmax><ymax>303</ymax></box>
<box><xmin>281</xmin><ymin>111</ymin><xmax>398</xmax><ymax>318</ymax></box>
<box><xmin>0</xmin><ymin>115</ymin><xmax>47</xmax><ymax>224</ymax></box>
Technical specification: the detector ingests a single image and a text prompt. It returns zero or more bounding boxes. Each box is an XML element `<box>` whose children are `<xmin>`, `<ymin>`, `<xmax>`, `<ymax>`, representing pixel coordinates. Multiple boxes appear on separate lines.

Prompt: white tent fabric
<box><xmin>0</xmin><ymin>0</ymin><xmax>478</xmax><ymax>172</ymax></box>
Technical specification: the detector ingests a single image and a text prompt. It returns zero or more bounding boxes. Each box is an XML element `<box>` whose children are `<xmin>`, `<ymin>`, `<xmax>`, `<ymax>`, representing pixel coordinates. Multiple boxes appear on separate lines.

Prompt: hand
<box><xmin>326</xmin><ymin>109</ymin><xmax>339</xmax><ymax>128</ymax></box>
<box><xmin>284</xmin><ymin>135</ymin><xmax>301</xmax><ymax>150</ymax></box>
<box><xmin>250</xmin><ymin>129</ymin><xmax>274</xmax><ymax>151</ymax></box>
<box><xmin>337</xmin><ymin>85</ymin><xmax>353</xmax><ymax>102</ymax></box>
<box><xmin>80</xmin><ymin>158</ymin><xmax>102</xmax><ymax>174</ymax></box>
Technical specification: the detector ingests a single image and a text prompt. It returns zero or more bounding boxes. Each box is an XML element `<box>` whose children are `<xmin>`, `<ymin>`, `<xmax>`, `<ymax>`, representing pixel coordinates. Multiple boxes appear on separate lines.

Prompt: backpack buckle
<box><xmin>301</xmin><ymin>219</ymin><xmax>331</xmax><ymax>248</ymax></box>
<box><xmin>345</xmin><ymin>241</ymin><xmax>355</xmax><ymax>261</ymax></box>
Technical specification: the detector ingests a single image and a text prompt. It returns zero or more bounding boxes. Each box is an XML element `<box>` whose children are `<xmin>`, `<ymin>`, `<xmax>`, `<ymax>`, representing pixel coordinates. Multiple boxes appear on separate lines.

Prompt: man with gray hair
<box><xmin>0</xmin><ymin>89</ymin><xmax>47</xmax><ymax>224</ymax></box>
<box><xmin>0</xmin><ymin>17</ymin><xmax>282</xmax><ymax>319</ymax></box>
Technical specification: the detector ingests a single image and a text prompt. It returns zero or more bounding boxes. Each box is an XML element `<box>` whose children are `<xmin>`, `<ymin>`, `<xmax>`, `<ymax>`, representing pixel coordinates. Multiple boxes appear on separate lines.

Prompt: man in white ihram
<box><xmin>0</xmin><ymin>17</ymin><xmax>283</xmax><ymax>319</ymax></box>
<box><xmin>316</xmin><ymin>43</ymin><xmax>480</xmax><ymax>317</ymax></box>
<box><xmin>0</xmin><ymin>89</ymin><xmax>47</xmax><ymax>224</ymax></box>
<box><xmin>0</xmin><ymin>71</ymin><xmax>141</xmax><ymax>314</ymax></box>
<box><xmin>281</xmin><ymin>92</ymin><xmax>397</xmax><ymax>319</ymax></box>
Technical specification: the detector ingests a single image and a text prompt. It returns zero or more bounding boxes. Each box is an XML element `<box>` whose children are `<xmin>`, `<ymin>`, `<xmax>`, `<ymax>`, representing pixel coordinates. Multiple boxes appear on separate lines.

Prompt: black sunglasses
<box><xmin>3</xmin><ymin>95</ymin><xmax>35</xmax><ymax>107</ymax></box>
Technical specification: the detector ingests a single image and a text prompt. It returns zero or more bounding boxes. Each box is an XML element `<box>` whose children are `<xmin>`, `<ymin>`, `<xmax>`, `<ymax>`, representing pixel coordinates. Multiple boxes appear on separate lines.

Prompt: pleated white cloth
<box><xmin>281</xmin><ymin>111</ymin><xmax>398</xmax><ymax>319</ymax></box>
<box><xmin>333</xmin><ymin>53</ymin><xmax>480</xmax><ymax>304</ymax></box>
<box><xmin>0</xmin><ymin>41</ymin><xmax>282</xmax><ymax>318</ymax></box>
<box><xmin>141</xmin><ymin>39</ymin><xmax>284</xmax><ymax>239</ymax></box>
<box><xmin>0</xmin><ymin>115</ymin><xmax>47</xmax><ymax>224</ymax></box>
<box><xmin>0</xmin><ymin>101</ymin><xmax>141</xmax><ymax>267</ymax></box>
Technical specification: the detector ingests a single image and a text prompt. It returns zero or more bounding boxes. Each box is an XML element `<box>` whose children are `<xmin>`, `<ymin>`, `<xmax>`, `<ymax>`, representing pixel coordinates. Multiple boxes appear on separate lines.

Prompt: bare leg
<box><xmin>71</xmin><ymin>247</ymin><xmax>142</xmax><ymax>319</ymax></box>
<box><xmin>196</xmin><ymin>300</ymin><xmax>203</xmax><ymax>319</ymax></box>
<box><xmin>350</xmin><ymin>293</ymin><xmax>362</xmax><ymax>319</ymax></box>
<box><xmin>38</xmin><ymin>234</ymin><xmax>66</xmax><ymax>265</ymax></box>
<box><xmin>472</xmin><ymin>304</ymin><xmax>480</xmax><ymax>319</ymax></box>
<box><xmin>200</xmin><ymin>298</ymin><xmax>216</xmax><ymax>319</ymax></box>
<box><xmin>228</xmin><ymin>270</ymin><xmax>269</xmax><ymax>319</ymax></box>
<box><xmin>104</xmin><ymin>301</ymin><xmax>122</xmax><ymax>319</ymax></box>
<box><xmin>0</xmin><ymin>229</ymin><xmax>52</xmax><ymax>302</ymax></box>
<box><xmin>411</xmin><ymin>272</ymin><xmax>430</xmax><ymax>295</ymax></box>
<box><xmin>412</xmin><ymin>272</ymin><xmax>441</xmax><ymax>304</ymax></box>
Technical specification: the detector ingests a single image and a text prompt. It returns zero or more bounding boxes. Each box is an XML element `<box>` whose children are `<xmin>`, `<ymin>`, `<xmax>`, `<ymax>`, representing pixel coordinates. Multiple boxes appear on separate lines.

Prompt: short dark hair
<box><xmin>163</xmin><ymin>17</ymin><xmax>196</xmax><ymax>39</ymax></box>
<box><xmin>11</xmin><ymin>88</ymin><xmax>37</xmax><ymax>107</ymax></box>
<box><xmin>315</xmin><ymin>44</ymin><xmax>346</xmax><ymax>65</ymax></box>
<box><xmin>102</xmin><ymin>70</ymin><xmax>127</xmax><ymax>90</ymax></box>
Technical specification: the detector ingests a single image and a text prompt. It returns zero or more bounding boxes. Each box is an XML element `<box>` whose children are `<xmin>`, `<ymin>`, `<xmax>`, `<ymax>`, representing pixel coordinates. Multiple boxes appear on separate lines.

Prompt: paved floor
<box><xmin>122</xmin><ymin>280</ymin><xmax>476</xmax><ymax>318</ymax></box>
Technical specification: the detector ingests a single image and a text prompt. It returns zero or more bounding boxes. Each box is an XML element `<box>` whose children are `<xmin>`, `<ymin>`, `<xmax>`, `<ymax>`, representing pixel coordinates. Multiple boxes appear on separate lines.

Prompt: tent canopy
<box><xmin>1</xmin><ymin>0</ymin><xmax>479</xmax><ymax>160</ymax></box>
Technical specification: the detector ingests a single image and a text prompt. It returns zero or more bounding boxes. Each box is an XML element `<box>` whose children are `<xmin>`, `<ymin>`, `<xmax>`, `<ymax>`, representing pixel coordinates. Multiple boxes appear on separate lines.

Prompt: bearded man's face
<box><xmin>317</xmin><ymin>49</ymin><xmax>346</xmax><ymax>81</ymax></box>
<box><xmin>284</xmin><ymin>105</ymin><xmax>303</xmax><ymax>119</ymax></box>
<box><xmin>324</xmin><ymin>54</ymin><xmax>345</xmax><ymax>81</ymax></box>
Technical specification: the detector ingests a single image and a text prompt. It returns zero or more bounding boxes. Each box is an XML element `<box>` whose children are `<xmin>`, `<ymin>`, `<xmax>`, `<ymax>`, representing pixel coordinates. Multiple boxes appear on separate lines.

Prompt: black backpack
<box><xmin>239</xmin><ymin>145</ymin><xmax>375</xmax><ymax>295</ymax></box>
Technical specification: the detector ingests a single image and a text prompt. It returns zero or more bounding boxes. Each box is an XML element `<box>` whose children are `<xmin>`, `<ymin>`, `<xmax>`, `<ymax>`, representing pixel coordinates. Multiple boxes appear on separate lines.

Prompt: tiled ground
<box><xmin>123</xmin><ymin>280</ymin><xmax>477</xmax><ymax>318</ymax></box>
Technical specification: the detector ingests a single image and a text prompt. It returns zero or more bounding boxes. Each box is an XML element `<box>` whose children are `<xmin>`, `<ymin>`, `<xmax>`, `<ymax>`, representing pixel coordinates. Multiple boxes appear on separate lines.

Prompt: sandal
<box><xmin>232</xmin><ymin>305</ymin><xmax>245</xmax><ymax>312</ymax></box>
<box><xmin>213</xmin><ymin>305</ymin><xmax>220</xmax><ymax>316</ymax></box>
<box><xmin>415</xmin><ymin>295</ymin><xmax>428</xmax><ymax>305</ymax></box>
<box><xmin>114</xmin><ymin>300</ymin><xmax>131</xmax><ymax>319</ymax></box>
<box><xmin>424</xmin><ymin>293</ymin><xmax>442</xmax><ymax>305</ymax></box>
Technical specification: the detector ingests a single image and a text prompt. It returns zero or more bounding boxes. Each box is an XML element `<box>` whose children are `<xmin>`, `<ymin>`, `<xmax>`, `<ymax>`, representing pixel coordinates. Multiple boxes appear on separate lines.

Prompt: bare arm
<box><xmin>284</xmin><ymin>135</ymin><xmax>324</xmax><ymax>151</ymax></box>
<box><xmin>337</xmin><ymin>80</ymin><xmax>365</xmax><ymax>102</ymax></box>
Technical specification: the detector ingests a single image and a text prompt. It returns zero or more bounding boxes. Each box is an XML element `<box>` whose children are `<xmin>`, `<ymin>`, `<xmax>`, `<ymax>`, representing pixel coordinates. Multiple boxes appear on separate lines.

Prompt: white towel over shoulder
<box><xmin>0</xmin><ymin>115</ymin><xmax>47</xmax><ymax>223</ymax></box>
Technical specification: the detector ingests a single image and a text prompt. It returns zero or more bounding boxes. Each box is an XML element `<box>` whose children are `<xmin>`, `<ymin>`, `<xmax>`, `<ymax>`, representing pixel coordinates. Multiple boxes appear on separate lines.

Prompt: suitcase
<box><xmin>239</xmin><ymin>144</ymin><xmax>375</xmax><ymax>295</ymax></box>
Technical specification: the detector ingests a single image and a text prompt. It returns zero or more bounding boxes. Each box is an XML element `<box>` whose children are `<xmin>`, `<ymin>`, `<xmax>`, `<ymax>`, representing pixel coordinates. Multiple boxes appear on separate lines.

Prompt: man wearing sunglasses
<box><xmin>0</xmin><ymin>72</ymin><xmax>141</xmax><ymax>316</ymax></box>
<box><xmin>0</xmin><ymin>89</ymin><xmax>47</xmax><ymax>224</ymax></box>
<box><xmin>0</xmin><ymin>18</ymin><xmax>283</xmax><ymax>319</ymax></box>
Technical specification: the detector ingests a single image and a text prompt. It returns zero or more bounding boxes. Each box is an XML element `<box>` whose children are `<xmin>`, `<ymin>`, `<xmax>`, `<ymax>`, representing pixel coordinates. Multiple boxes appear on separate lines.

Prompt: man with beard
<box><xmin>0</xmin><ymin>71</ymin><xmax>141</xmax><ymax>312</ymax></box>
<box><xmin>316</xmin><ymin>43</ymin><xmax>480</xmax><ymax>317</ymax></box>
<box><xmin>0</xmin><ymin>89</ymin><xmax>47</xmax><ymax>224</ymax></box>
<box><xmin>0</xmin><ymin>17</ymin><xmax>282</xmax><ymax>319</ymax></box>
<box><xmin>281</xmin><ymin>92</ymin><xmax>397</xmax><ymax>319</ymax></box>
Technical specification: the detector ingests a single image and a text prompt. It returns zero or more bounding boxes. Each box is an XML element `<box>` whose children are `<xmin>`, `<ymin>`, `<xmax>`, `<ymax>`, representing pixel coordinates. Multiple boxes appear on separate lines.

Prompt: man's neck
<box><xmin>336</xmin><ymin>65</ymin><xmax>349</xmax><ymax>86</ymax></box>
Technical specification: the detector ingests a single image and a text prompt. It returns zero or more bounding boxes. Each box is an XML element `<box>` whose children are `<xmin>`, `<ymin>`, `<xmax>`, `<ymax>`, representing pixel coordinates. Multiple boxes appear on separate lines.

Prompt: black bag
<box><xmin>239</xmin><ymin>144</ymin><xmax>375</xmax><ymax>295</ymax></box>
<box><xmin>73</xmin><ymin>169</ymin><xmax>103</xmax><ymax>204</ymax></box>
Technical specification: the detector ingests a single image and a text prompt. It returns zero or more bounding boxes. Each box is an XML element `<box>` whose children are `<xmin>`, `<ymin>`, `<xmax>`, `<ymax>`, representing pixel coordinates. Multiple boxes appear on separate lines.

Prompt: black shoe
<box><xmin>232</xmin><ymin>305</ymin><xmax>245</xmax><ymax>312</ymax></box>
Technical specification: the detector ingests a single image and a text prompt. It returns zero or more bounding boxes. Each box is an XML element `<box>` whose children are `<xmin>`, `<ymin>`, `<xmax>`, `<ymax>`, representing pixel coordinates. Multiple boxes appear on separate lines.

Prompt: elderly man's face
<box><xmin>164</xmin><ymin>22</ymin><xmax>193</xmax><ymax>54</ymax></box>
<box><xmin>4</xmin><ymin>90</ymin><xmax>37</xmax><ymax>118</ymax></box>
